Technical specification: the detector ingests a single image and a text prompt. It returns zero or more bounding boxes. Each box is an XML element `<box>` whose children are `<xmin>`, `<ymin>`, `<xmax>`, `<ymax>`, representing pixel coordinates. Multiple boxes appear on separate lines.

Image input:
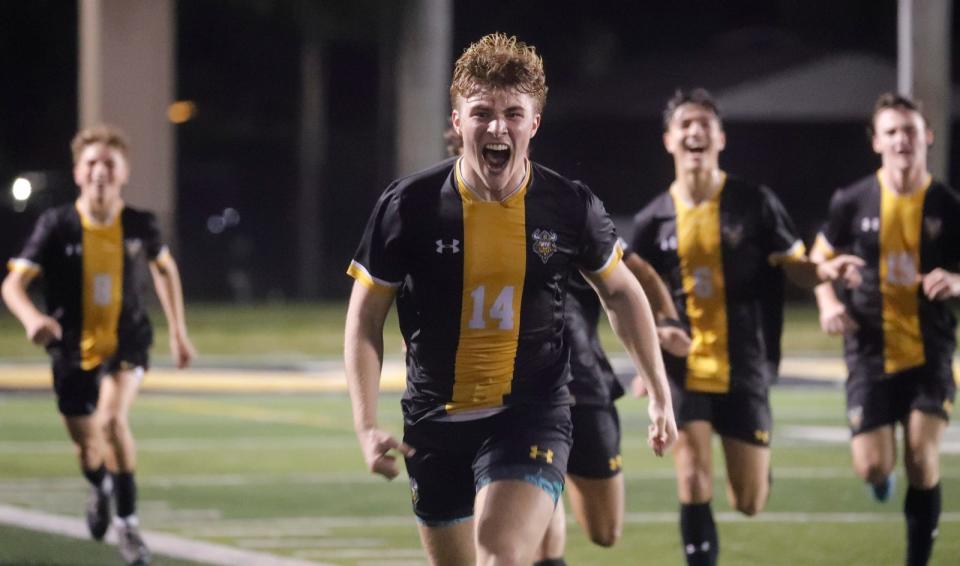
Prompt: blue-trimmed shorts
<box><xmin>403</xmin><ymin>404</ymin><xmax>572</xmax><ymax>527</ymax></box>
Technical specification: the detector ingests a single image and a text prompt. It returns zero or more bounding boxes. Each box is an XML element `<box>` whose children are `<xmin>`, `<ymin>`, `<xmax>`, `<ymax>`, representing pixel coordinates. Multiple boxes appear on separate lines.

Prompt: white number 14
<box><xmin>468</xmin><ymin>285</ymin><xmax>515</xmax><ymax>330</ymax></box>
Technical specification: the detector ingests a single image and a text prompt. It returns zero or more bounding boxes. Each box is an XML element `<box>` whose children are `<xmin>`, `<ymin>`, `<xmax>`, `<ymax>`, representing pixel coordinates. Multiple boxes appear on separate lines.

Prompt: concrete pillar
<box><xmin>395</xmin><ymin>0</ymin><xmax>452</xmax><ymax>175</ymax></box>
<box><xmin>898</xmin><ymin>0</ymin><xmax>952</xmax><ymax>181</ymax></box>
<box><xmin>79</xmin><ymin>0</ymin><xmax>176</xmax><ymax>245</ymax></box>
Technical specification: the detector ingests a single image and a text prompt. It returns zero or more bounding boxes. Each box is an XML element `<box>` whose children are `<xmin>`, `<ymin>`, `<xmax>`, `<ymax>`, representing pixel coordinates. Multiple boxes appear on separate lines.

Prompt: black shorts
<box><xmin>402</xmin><ymin>404</ymin><xmax>572</xmax><ymax>527</ymax></box>
<box><xmin>51</xmin><ymin>348</ymin><xmax>149</xmax><ymax>417</ymax></box>
<box><xmin>670</xmin><ymin>379</ymin><xmax>772</xmax><ymax>447</ymax></box>
<box><xmin>846</xmin><ymin>364</ymin><xmax>956</xmax><ymax>435</ymax></box>
<box><xmin>567</xmin><ymin>403</ymin><xmax>622</xmax><ymax>479</ymax></box>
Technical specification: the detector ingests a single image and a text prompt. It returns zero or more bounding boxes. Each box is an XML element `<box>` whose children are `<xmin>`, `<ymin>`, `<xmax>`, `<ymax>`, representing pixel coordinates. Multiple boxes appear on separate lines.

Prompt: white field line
<box><xmin>0</xmin><ymin>503</ymin><xmax>333</xmax><ymax>566</ymax></box>
<box><xmin>0</xmin><ymin>436</ymin><xmax>358</xmax><ymax>454</ymax></box>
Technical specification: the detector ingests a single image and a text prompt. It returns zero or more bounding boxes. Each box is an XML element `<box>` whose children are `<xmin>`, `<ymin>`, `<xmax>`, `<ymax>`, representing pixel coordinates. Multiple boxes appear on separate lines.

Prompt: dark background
<box><xmin>1</xmin><ymin>1</ymin><xmax>957</xmax><ymax>301</ymax></box>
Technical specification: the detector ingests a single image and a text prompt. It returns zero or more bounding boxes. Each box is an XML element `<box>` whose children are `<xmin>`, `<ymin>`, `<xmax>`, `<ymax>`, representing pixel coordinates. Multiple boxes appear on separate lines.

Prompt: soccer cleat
<box><xmin>869</xmin><ymin>473</ymin><xmax>895</xmax><ymax>503</ymax></box>
<box><xmin>85</xmin><ymin>485</ymin><xmax>111</xmax><ymax>541</ymax></box>
<box><xmin>116</xmin><ymin>521</ymin><xmax>151</xmax><ymax>566</ymax></box>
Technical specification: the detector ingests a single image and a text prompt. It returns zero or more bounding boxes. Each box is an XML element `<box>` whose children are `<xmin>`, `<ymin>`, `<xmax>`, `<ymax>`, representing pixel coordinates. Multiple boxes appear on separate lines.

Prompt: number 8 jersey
<box><xmin>348</xmin><ymin>158</ymin><xmax>622</xmax><ymax>425</ymax></box>
<box><xmin>7</xmin><ymin>203</ymin><xmax>168</xmax><ymax>370</ymax></box>
<box><xmin>631</xmin><ymin>175</ymin><xmax>805</xmax><ymax>394</ymax></box>
<box><xmin>812</xmin><ymin>172</ymin><xmax>960</xmax><ymax>381</ymax></box>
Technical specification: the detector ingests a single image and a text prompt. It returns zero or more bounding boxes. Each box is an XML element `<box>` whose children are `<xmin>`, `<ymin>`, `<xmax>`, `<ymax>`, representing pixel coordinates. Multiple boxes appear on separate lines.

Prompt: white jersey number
<box><xmin>468</xmin><ymin>285</ymin><xmax>515</xmax><ymax>330</ymax></box>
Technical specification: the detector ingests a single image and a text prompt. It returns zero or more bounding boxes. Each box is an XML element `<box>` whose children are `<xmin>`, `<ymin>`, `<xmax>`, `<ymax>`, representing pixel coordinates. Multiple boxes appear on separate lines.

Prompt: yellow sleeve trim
<box><xmin>810</xmin><ymin>233</ymin><xmax>837</xmax><ymax>261</ymax></box>
<box><xmin>591</xmin><ymin>242</ymin><xmax>624</xmax><ymax>279</ymax></box>
<box><xmin>768</xmin><ymin>240</ymin><xmax>807</xmax><ymax>266</ymax></box>
<box><xmin>346</xmin><ymin>260</ymin><xmax>400</xmax><ymax>293</ymax></box>
<box><xmin>150</xmin><ymin>247</ymin><xmax>173</xmax><ymax>269</ymax></box>
<box><xmin>6</xmin><ymin>258</ymin><xmax>41</xmax><ymax>277</ymax></box>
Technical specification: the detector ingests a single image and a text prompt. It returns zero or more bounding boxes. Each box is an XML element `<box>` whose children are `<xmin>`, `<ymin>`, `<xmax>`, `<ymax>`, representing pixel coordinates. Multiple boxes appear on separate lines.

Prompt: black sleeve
<box><xmin>349</xmin><ymin>183</ymin><xmax>407</xmax><ymax>286</ymax></box>
<box><xmin>629</xmin><ymin>201</ymin><xmax>659</xmax><ymax>267</ymax></box>
<box><xmin>819</xmin><ymin>188</ymin><xmax>854</xmax><ymax>253</ymax></box>
<box><xmin>10</xmin><ymin>209</ymin><xmax>59</xmax><ymax>273</ymax></box>
<box><xmin>574</xmin><ymin>185</ymin><xmax>621</xmax><ymax>274</ymax></box>
<box><xmin>759</xmin><ymin>186</ymin><xmax>803</xmax><ymax>257</ymax></box>
<box><xmin>142</xmin><ymin>211</ymin><xmax>165</xmax><ymax>260</ymax></box>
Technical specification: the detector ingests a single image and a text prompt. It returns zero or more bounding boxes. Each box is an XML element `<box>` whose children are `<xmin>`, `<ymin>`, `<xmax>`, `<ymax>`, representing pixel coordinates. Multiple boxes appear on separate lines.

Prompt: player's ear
<box><xmin>925</xmin><ymin>127</ymin><xmax>934</xmax><ymax>147</ymax></box>
<box><xmin>529</xmin><ymin>113</ymin><xmax>541</xmax><ymax>138</ymax></box>
<box><xmin>451</xmin><ymin>109</ymin><xmax>462</xmax><ymax>136</ymax></box>
<box><xmin>716</xmin><ymin>128</ymin><xmax>727</xmax><ymax>152</ymax></box>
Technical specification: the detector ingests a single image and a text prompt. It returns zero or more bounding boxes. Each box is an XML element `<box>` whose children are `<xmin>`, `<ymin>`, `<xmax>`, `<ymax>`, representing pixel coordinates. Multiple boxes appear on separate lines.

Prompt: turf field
<box><xmin>0</xmin><ymin>388</ymin><xmax>958</xmax><ymax>565</ymax></box>
<box><xmin>0</xmin><ymin>303</ymin><xmax>957</xmax><ymax>564</ymax></box>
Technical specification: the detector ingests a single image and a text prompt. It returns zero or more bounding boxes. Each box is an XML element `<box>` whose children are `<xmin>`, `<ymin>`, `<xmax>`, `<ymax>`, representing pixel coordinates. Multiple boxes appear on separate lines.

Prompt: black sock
<box><xmin>680</xmin><ymin>502</ymin><xmax>718</xmax><ymax>566</ymax></box>
<box><xmin>114</xmin><ymin>472</ymin><xmax>137</xmax><ymax>518</ymax></box>
<box><xmin>533</xmin><ymin>559</ymin><xmax>566</xmax><ymax>566</ymax></box>
<box><xmin>904</xmin><ymin>483</ymin><xmax>940</xmax><ymax>566</ymax></box>
<box><xmin>82</xmin><ymin>464</ymin><xmax>108</xmax><ymax>489</ymax></box>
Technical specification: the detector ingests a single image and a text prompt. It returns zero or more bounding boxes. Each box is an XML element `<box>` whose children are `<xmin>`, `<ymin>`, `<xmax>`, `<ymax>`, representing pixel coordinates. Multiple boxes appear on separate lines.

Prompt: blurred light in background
<box><xmin>11</xmin><ymin>177</ymin><xmax>32</xmax><ymax>201</ymax></box>
<box><xmin>206</xmin><ymin>207</ymin><xmax>240</xmax><ymax>235</ymax></box>
<box><xmin>167</xmin><ymin>100</ymin><xmax>197</xmax><ymax>124</ymax></box>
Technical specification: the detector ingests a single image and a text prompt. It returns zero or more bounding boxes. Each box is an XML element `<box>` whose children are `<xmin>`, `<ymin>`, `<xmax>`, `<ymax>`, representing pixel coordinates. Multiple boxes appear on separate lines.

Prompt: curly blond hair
<box><xmin>70</xmin><ymin>124</ymin><xmax>130</xmax><ymax>164</ymax></box>
<box><xmin>450</xmin><ymin>33</ymin><xmax>547</xmax><ymax>112</ymax></box>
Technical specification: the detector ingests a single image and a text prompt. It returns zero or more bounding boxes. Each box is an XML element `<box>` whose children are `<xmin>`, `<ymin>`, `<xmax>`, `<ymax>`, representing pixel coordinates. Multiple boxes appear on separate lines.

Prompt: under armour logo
<box><xmin>860</xmin><ymin>217</ymin><xmax>880</xmax><ymax>232</ymax></box>
<box><xmin>436</xmin><ymin>239</ymin><xmax>460</xmax><ymax>254</ymax></box>
<box><xmin>529</xmin><ymin>445</ymin><xmax>554</xmax><ymax>463</ymax></box>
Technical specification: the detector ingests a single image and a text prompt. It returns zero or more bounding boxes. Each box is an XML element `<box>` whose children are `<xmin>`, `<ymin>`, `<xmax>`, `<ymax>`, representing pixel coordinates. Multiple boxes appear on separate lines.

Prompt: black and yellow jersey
<box><xmin>813</xmin><ymin>172</ymin><xmax>960</xmax><ymax>380</ymax></box>
<box><xmin>564</xmin><ymin>239</ymin><xmax>630</xmax><ymax>407</ymax></box>
<box><xmin>348</xmin><ymin>157</ymin><xmax>622</xmax><ymax>424</ymax></box>
<box><xmin>630</xmin><ymin>175</ymin><xmax>805</xmax><ymax>394</ymax></box>
<box><xmin>7</xmin><ymin>203</ymin><xmax>167</xmax><ymax>369</ymax></box>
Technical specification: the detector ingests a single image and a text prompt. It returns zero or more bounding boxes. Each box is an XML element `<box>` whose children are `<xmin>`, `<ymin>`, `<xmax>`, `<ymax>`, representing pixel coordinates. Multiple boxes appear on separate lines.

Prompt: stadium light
<box><xmin>11</xmin><ymin>177</ymin><xmax>32</xmax><ymax>201</ymax></box>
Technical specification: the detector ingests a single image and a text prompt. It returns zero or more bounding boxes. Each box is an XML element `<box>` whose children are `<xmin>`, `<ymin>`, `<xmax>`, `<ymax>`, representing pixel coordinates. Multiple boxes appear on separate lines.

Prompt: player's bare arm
<box><xmin>584</xmin><ymin>261</ymin><xmax>677</xmax><ymax>456</ymax></box>
<box><xmin>781</xmin><ymin>254</ymin><xmax>865</xmax><ymax>289</ymax></box>
<box><xmin>809</xmin><ymin>247</ymin><xmax>860</xmax><ymax>336</ymax></box>
<box><xmin>344</xmin><ymin>280</ymin><xmax>414</xmax><ymax>479</ymax></box>
<box><xmin>1</xmin><ymin>268</ymin><xmax>62</xmax><ymax>346</ymax></box>
<box><xmin>623</xmin><ymin>252</ymin><xmax>690</xmax><ymax>358</ymax></box>
<box><xmin>149</xmin><ymin>252</ymin><xmax>195</xmax><ymax>369</ymax></box>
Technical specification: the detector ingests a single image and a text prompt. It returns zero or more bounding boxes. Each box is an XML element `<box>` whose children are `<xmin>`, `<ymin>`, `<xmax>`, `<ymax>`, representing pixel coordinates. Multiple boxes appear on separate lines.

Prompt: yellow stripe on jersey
<box><xmin>6</xmin><ymin>258</ymin><xmax>41</xmax><ymax>277</ymax></box>
<box><xmin>346</xmin><ymin>260</ymin><xmax>399</xmax><ymax>294</ymax></box>
<box><xmin>810</xmin><ymin>233</ymin><xmax>837</xmax><ymax>261</ymax></box>
<box><xmin>878</xmin><ymin>171</ymin><xmax>929</xmax><ymax>374</ymax></box>
<box><xmin>79</xmin><ymin>205</ymin><xmax>123</xmax><ymax>370</ymax></box>
<box><xmin>448</xmin><ymin>159</ymin><xmax>531</xmax><ymax>413</ymax></box>
<box><xmin>769</xmin><ymin>240</ymin><xmax>808</xmax><ymax>266</ymax></box>
<box><xmin>671</xmin><ymin>177</ymin><xmax>730</xmax><ymax>393</ymax></box>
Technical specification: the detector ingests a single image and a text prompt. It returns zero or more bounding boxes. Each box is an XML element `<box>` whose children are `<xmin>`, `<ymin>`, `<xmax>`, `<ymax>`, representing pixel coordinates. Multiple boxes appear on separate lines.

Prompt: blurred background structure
<box><xmin>1</xmin><ymin>0</ymin><xmax>957</xmax><ymax>303</ymax></box>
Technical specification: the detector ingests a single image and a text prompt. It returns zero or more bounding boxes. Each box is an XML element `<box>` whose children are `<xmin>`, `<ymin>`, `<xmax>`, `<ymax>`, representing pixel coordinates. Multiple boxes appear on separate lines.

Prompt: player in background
<box><xmin>2</xmin><ymin>125</ymin><xmax>195</xmax><ymax>566</ymax></box>
<box><xmin>811</xmin><ymin>93</ymin><xmax>960</xmax><ymax>566</ymax></box>
<box><xmin>631</xmin><ymin>88</ymin><xmax>863</xmax><ymax>566</ymax></box>
<box><xmin>344</xmin><ymin>33</ymin><xmax>676</xmax><ymax>566</ymax></box>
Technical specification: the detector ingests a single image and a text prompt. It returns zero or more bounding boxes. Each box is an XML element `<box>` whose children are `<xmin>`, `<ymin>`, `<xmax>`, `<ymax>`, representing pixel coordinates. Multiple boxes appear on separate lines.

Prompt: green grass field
<box><xmin>0</xmin><ymin>388</ymin><xmax>958</xmax><ymax>565</ymax></box>
<box><xmin>0</xmin><ymin>302</ymin><xmax>957</xmax><ymax>564</ymax></box>
<box><xmin>0</xmin><ymin>301</ymin><xmax>840</xmax><ymax>363</ymax></box>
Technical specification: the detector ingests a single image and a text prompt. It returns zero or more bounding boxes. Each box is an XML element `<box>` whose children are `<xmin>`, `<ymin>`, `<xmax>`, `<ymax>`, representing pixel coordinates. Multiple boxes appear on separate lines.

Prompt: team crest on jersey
<box><xmin>125</xmin><ymin>238</ymin><xmax>143</xmax><ymax>256</ymax></box>
<box><xmin>924</xmin><ymin>217</ymin><xmax>943</xmax><ymax>240</ymax></box>
<box><xmin>722</xmin><ymin>224</ymin><xmax>744</xmax><ymax>247</ymax></box>
<box><xmin>531</xmin><ymin>229</ymin><xmax>558</xmax><ymax>263</ymax></box>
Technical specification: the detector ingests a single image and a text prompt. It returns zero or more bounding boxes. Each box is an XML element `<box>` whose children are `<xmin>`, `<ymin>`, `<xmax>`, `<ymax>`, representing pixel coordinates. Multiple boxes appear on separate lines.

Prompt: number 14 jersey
<box><xmin>348</xmin><ymin>158</ymin><xmax>621</xmax><ymax>425</ymax></box>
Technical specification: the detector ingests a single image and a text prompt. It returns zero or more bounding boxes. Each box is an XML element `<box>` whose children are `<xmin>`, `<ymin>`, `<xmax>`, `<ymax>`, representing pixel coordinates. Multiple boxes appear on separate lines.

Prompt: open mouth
<box><xmin>482</xmin><ymin>143</ymin><xmax>511</xmax><ymax>170</ymax></box>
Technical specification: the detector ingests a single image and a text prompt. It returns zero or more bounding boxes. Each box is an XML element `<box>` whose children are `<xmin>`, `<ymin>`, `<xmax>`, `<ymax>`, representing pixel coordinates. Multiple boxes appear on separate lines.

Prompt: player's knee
<box><xmin>587</xmin><ymin>524</ymin><xmax>621</xmax><ymax>547</ymax></box>
<box><xmin>101</xmin><ymin>413</ymin><xmax>129</xmax><ymax>439</ymax></box>
<box><xmin>476</xmin><ymin>525</ymin><xmax>529</xmax><ymax>566</ymax></box>
<box><xmin>733</xmin><ymin>496</ymin><xmax>764</xmax><ymax>517</ymax></box>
